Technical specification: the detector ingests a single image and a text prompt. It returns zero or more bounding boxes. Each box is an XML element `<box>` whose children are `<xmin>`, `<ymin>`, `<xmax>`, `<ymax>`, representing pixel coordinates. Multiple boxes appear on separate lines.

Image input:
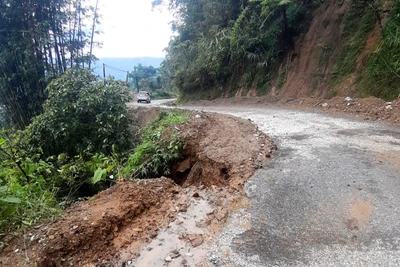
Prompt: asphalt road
<box><xmin>126</xmin><ymin>98</ymin><xmax>177</xmax><ymax>109</ymax></box>
<box><xmin>175</xmin><ymin>105</ymin><xmax>400</xmax><ymax>266</ymax></box>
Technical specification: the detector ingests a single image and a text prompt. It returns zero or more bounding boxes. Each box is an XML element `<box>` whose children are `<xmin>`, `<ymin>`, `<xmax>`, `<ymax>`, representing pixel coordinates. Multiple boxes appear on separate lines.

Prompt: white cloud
<box><xmin>92</xmin><ymin>0</ymin><xmax>173</xmax><ymax>58</ymax></box>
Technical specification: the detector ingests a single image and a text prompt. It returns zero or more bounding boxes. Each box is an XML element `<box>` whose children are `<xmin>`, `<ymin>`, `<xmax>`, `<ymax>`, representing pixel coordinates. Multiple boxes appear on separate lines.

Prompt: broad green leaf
<box><xmin>0</xmin><ymin>186</ymin><xmax>7</xmax><ymax>193</ymax></box>
<box><xmin>0</xmin><ymin>197</ymin><xmax>22</xmax><ymax>204</ymax></box>
<box><xmin>106</xmin><ymin>165</ymin><xmax>115</xmax><ymax>173</ymax></box>
<box><xmin>278</xmin><ymin>0</ymin><xmax>291</xmax><ymax>5</ymax></box>
<box><xmin>0</xmin><ymin>138</ymin><xmax>5</xmax><ymax>146</ymax></box>
<box><xmin>92</xmin><ymin>168</ymin><xmax>106</xmax><ymax>184</ymax></box>
<box><xmin>2</xmin><ymin>205</ymin><xmax>17</xmax><ymax>218</ymax></box>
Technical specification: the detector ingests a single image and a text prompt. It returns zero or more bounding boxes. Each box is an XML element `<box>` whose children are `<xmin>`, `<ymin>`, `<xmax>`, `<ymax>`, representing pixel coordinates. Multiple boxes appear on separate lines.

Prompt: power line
<box><xmin>101</xmin><ymin>63</ymin><xmax>130</xmax><ymax>83</ymax></box>
<box><xmin>103</xmin><ymin>64</ymin><xmax>128</xmax><ymax>73</ymax></box>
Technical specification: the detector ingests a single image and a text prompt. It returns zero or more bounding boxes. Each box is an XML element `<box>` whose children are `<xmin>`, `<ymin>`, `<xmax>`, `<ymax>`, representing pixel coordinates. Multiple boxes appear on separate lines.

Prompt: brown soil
<box><xmin>288</xmin><ymin>96</ymin><xmax>400</xmax><ymax>126</ymax></box>
<box><xmin>0</xmin><ymin>111</ymin><xmax>274</xmax><ymax>267</ymax></box>
<box><xmin>278</xmin><ymin>0</ymin><xmax>349</xmax><ymax>98</ymax></box>
<box><xmin>133</xmin><ymin>107</ymin><xmax>161</xmax><ymax>128</ymax></box>
<box><xmin>267</xmin><ymin>0</ymin><xmax>383</xmax><ymax>100</ymax></box>
<box><xmin>172</xmin><ymin>112</ymin><xmax>274</xmax><ymax>191</ymax></box>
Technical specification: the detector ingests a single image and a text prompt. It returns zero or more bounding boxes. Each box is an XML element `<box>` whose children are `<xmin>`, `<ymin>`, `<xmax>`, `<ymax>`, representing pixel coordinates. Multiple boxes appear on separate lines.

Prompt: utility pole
<box><xmin>103</xmin><ymin>63</ymin><xmax>106</xmax><ymax>78</ymax></box>
<box><xmin>88</xmin><ymin>0</ymin><xmax>99</xmax><ymax>69</ymax></box>
<box><xmin>136</xmin><ymin>76</ymin><xmax>140</xmax><ymax>92</ymax></box>
<box><xmin>126</xmin><ymin>71</ymin><xmax>129</xmax><ymax>85</ymax></box>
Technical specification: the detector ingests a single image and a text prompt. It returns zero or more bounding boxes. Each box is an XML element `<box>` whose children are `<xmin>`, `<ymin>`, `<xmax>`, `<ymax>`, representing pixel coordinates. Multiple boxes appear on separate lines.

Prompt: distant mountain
<box><xmin>92</xmin><ymin>57</ymin><xmax>164</xmax><ymax>80</ymax></box>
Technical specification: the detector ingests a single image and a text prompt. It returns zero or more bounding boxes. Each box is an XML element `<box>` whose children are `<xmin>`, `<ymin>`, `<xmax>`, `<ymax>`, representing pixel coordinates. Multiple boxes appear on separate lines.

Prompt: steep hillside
<box><xmin>275</xmin><ymin>0</ymin><xmax>396</xmax><ymax>100</ymax></box>
<box><xmin>277</xmin><ymin>0</ymin><xmax>351</xmax><ymax>98</ymax></box>
<box><xmin>158</xmin><ymin>0</ymin><xmax>399</xmax><ymax>102</ymax></box>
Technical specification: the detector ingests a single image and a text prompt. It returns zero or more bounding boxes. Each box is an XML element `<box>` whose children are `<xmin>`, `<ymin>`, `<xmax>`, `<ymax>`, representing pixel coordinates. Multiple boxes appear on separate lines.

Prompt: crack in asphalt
<box><xmin>178</xmin><ymin>105</ymin><xmax>400</xmax><ymax>267</ymax></box>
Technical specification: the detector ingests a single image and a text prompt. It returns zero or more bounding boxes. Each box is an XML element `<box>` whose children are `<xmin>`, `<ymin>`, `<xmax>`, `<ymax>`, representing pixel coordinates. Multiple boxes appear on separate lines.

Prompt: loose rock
<box><xmin>187</xmin><ymin>234</ymin><xmax>204</xmax><ymax>247</ymax></box>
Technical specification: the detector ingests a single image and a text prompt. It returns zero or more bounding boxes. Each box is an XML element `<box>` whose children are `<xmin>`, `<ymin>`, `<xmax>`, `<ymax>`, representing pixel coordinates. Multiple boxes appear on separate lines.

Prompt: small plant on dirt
<box><xmin>125</xmin><ymin>111</ymin><xmax>187</xmax><ymax>179</ymax></box>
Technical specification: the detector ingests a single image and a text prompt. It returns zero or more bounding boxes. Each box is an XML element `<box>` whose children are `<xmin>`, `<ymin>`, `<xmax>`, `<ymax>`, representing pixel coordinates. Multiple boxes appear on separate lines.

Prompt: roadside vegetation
<box><xmin>125</xmin><ymin>111</ymin><xmax>187</xmax><ymax>179</ymax></box>
<box><xmin>363</xmin><ymin>1</ymin><xmax>400</xmax><ymax>100</ymax></box>
<box><xmin>0</xmin><ymin>0</ymin><xmax>188</xmax><ymax>242</ymax></box>
<box><xmin>153</xmin><ymin>0</ymin><xmax>324</xmax><ymax>99</ymax></box>
<box><xmin>129</xmin><ymin>64</ymin><xmax>177</xmax><ymax>99</ymax></box>
<box><xmin>2</xmin><ymin>0</ymin><xmax>400</xmax><ymax>250</ymax></box>
<box><xmin>331</xmin><ymin>0</ymin><xmax>400</xmax><ymax>100</ymax></box>
<box><xmin>0</xmin><ymin>68</ymin><xmax>187</xmax><ymax>244</ymax></box>
<box><xmin>153</xmin><ymin>0</ymin><xmax>400</xmax><ymax>101</ymax></box>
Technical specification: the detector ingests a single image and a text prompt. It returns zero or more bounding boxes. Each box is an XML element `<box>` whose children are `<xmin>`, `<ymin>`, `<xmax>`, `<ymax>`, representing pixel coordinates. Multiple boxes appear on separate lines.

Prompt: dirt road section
<box><xmin>0</xmin><ymin>111</ymin><xmax>274</xmax><ymax>267</ymax></box>
<box><xmin>188</xmin><ymin>96</ymin><xmax>400</xmax><ymax>127</ymax></box>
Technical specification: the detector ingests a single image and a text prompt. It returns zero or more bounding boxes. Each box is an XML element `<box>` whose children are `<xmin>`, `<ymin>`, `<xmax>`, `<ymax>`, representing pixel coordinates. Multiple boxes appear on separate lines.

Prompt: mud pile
<box><xmin>172</xmin><ymin>112</ymin><xmax>274</xmax><ymax>190</ymax></box>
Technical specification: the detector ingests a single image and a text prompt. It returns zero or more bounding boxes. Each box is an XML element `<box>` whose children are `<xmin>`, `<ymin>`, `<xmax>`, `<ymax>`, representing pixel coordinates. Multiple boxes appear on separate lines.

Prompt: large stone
<box><xmin>186</xmin><ymin>162</ymin><xmax>203</xmax><ymax>185</ymax></box>
<box><xmin>187</xmin><ymin>234</ymin><xmax>204</xmax><ymax>247</ymax></box>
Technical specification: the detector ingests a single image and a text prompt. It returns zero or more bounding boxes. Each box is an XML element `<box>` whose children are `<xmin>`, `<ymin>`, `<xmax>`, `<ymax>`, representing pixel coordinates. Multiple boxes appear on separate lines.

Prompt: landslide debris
<box><xmin>172</xmin><ymin>112</ymin><xmax>275</xmax><ymax>191</ymax></box>
<box><xmin>0</xmin><ymin>111</ymin><xmax>275</xmax><ymax>267</ymax></box>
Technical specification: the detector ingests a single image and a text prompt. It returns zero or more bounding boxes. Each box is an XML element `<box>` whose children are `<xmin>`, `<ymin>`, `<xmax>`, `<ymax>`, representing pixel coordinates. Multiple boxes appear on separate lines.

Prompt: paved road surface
<box><xmin>127</xmin><ymin>98</ymin><xmax>176</xmax><ymax>109</ymax></box>
<box><xmin>175</xmin><ymin>105</ymin><xmax>400</xmax><ymax>267</ymax></box>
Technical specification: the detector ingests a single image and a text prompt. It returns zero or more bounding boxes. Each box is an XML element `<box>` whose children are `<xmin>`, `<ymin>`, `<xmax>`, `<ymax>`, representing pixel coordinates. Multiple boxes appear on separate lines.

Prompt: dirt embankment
<box><xmin>273</xmin><ymin>0</ymin><xmax>387</xmax><ymax>99</ymax></box>
<box><xmin>285</xmin><ymin>96</ymin><xmax>400</xmax><ymax>125</ymax></box>
<box><xmin>277</xmin><ymin>0</ymin><xmax>349</xmax><ymax>99</ymax></box>
<box><xmin>0</xmin><ymin>111</ymin><xmax>275</xmax><ymax>267</ymax></box>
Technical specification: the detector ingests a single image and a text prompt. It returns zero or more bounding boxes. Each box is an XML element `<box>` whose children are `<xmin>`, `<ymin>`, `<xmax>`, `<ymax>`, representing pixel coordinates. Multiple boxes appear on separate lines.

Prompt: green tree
<box><xmin>28</xmin><ymin>69</ymin><xmax>132</xmax><ymax>157</ymax></box>
<box><xmin>129</xmin><ymin>64</ymin><xmax>159</xmax><ymax>91</ymax></box>
<box><xmin>0</xmin><ymin>0</ymin><xmax>100</xmax><ymax>129</ymax></box>
<box><xmin>153</xmin><ymin>0</ymin><xmax>315</xmax><ymax>98</ymax></box>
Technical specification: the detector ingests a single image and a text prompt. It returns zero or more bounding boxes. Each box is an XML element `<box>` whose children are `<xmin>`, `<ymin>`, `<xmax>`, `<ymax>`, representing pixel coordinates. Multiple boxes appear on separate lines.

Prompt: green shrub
<box><xmin>0</xmin><ymin>69</ymin><xmax>137</xmax><ymax>238</ymax></box>
<box><xmin>125</xmin><ymin>111</ymin><xmax>187</xmax><ymax>179</ymax></box>
<box><xmin>0</xmin><ymin>133</ymin><xmax>61</xmax><ymax>236</ymax></box>
<box><xmin>28</xmin><ymin>69</ymin><xmax>132</xmax><ymax>158</ymax></box>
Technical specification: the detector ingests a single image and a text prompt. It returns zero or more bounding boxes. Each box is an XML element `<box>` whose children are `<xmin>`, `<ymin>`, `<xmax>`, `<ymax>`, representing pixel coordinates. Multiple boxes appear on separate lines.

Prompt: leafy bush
<box><xmin>0</xmin><ymin>69</ymin><xmax>137</xmax><ymax>238</ymax></box>
<box><xmin>0</xmin><ymin>131</ymin><xmax>125</xmax><ymax>237</ymax></box>
<box><xmin>0</xmin><ymin>133</ymin><xmax>61</xmax><ymax>236</ymax></box>
<box><xmin>125</xmin><ymin>111</ymin><xmax>187</xmax><ymax>179</ymax></box>
<box><xmin>28</xmin><ymin>69</ymin><xmax>132</xmax><ymax>157</ymax></box>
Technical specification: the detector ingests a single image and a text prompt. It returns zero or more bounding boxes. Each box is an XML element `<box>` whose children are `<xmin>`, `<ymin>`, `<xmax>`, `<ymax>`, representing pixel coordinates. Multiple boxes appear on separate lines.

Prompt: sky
<box><xmin>92</xmin><ymin>0</ymin><xmax>173</xmax><ymax>58</ymax></box>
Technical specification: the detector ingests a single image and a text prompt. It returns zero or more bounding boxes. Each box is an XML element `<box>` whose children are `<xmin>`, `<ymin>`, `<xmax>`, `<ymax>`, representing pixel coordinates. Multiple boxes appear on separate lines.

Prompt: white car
<box><xmin>137</xmin><ymin>91</ymin><xmax>151</xmax><ymax>103</ymax></box>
